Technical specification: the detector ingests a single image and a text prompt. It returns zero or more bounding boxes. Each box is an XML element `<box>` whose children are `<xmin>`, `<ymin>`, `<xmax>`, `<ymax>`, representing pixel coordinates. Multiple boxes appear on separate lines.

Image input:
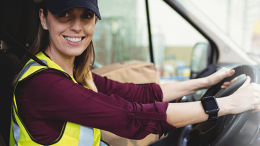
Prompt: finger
<box><xmin>219</xmin><ymin>69</ymin><xmax>235</xmax><ymax>81</ymax></box>
<box><xmin>221</xmin><ymin>81</ymin><xmax>233</xmax><ymax>88</ymax></box>
<box><xmin>230</xmin><ymin>77</ymin><xmax>237</xmax><ymax>83</ymax></box>
<box><xmin>252</xmin><ymin>96</ymin><xmax>260</xmax><ymax>113</ymax></box>
<box><xmin>221</xmin><ymin>85</ymin><xmax>227</xmax><ymax>89</ymax></box>
<box><xmin>223</xmin><ymin>82</ymin><xmax>231</xmax><ymax>86</ymax></box>
<box><xmin>221</xmin><ymin>84</ymin><xmax>229</xmax><ymax>89</ymax></box>
<box><xmin>240</xmin><ymin>76</ymin><xmax>251</xmax><ymax>88</ymax></box>
<box><xmin>221</xmin><ymin>85</ymin><xmax>230</xmax><ymax>89</ymax></box>
<box><xmin>252</xmin><ymin>105</ymin><xmax>260</xmax><ymax>113</ymax></box>
<box><xmin>227</xmin><ymin>69</ymin><xmax>235</xmax><ymax>77</ymax></box>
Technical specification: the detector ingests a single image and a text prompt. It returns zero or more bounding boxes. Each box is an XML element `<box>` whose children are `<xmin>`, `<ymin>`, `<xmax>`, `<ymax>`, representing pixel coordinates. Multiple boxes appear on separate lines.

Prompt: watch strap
<box><xmin>208</xmin><ymin>110</ymin><xmax>218</xmax><ymax>120</ymax></box>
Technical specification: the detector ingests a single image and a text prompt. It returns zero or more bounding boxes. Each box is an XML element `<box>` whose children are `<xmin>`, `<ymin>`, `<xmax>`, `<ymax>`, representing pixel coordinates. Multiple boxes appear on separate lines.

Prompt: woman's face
<box><xmin>39</xmin><ymin>7</ymin><xmax>96</xmax><ymax>58</ymax></box>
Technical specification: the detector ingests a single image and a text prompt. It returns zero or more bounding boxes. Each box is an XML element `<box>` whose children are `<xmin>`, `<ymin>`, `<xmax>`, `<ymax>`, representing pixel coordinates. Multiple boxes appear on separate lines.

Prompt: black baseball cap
<box><xmin>43</xmin><ymin>0</ymin><xmax>101</xmax><ymax>20</ymax></box>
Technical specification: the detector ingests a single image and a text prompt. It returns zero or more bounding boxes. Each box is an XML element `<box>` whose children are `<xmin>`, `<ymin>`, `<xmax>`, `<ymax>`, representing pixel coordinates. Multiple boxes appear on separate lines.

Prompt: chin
<box><xmin>67</xmin><ymin>49</ymin><xmax>86</xmax><ymax>57</ymax></box>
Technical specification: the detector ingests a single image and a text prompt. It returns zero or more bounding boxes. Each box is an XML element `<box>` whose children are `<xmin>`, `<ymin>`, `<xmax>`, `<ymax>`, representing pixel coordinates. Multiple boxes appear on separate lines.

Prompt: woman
<box><xmin>10</xmin><ymin>0</ymin><xmax>260</xmax><ymax>145</ymax></box>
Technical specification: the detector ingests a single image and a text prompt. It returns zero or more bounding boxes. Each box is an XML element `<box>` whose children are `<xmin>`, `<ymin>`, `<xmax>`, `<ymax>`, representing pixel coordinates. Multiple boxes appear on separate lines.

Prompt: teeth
<box><xmin>65</xmin><ymin>37</ymin><xmax>82</xmax><ymax>42</ymax></box>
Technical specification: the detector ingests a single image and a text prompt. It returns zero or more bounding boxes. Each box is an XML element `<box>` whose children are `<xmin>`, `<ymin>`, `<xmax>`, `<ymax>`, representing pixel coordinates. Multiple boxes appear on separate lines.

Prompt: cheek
<box><xmin>47</xmin><ymin>17</ymin><xmax>67</xmax><ymax>39</ymax></box>
<box><xmin>84</xmin><ymin>22</ymin><xmax>96</xmax><ymax>36</ymax></box>
<box><xmin>48</xmin><ymin>23</ymin><xmax>66</xmax><ymax>41</ymax></box>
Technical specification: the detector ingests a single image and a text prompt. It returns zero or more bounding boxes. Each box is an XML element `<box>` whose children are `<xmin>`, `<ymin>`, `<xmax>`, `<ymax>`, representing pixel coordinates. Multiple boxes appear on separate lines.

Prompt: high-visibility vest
<box><xmin>10</xmin><ymin>52</ymin><xmax>106</xmax><ymax>146</ymax></box>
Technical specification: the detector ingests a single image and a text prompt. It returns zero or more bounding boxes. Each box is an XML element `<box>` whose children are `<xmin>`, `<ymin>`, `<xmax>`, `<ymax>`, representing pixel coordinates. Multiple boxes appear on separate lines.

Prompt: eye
<box><xmin>82</xmin><ymin>11</ymin><xmax>94</xmax><ymax>19</ymax></box>
<box><xmin>57</xmin><ymin>11</ymin><xmax>70</xmax><ymax>17</ymax></box>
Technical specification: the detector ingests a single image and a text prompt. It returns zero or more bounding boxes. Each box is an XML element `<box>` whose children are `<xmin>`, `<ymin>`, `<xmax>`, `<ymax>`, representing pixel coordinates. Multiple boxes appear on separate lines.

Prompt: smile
<box><xmin>63</xmin><ymin>36</ymin><xmax>85</xmax><ymax>42</ymax></box>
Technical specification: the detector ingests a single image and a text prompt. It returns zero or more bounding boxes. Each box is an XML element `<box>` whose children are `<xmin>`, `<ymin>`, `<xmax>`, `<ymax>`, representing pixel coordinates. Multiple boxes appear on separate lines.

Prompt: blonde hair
<box><xmin>33</xmin><ymin>4</ymin><xmax>98</xmax><ymax>92</ymax></box>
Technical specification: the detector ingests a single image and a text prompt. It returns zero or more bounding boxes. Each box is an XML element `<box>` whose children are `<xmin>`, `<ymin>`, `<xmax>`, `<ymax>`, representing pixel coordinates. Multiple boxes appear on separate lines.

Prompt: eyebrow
<box><xmin>83</xmin><ymin>9</ymin><xmax>94</xmax><ymax>13</ymax></box>
<box><xmin>66</xmin><ymin>8</ymin><xmax>93</xmax><ymax>13</ymax></box>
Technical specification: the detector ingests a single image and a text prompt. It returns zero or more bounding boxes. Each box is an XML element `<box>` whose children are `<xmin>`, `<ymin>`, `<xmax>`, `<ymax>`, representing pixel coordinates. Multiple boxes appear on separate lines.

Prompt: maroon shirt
<box><xmin>15</xmin><ymin>69</ymin><xmax>175</xmax><ymax>143</ymax></box>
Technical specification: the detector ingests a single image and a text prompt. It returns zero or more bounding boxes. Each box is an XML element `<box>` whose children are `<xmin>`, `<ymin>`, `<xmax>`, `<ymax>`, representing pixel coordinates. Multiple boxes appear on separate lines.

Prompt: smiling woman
<box><xmin>32</xmin><ymin>2</ymin><xmax>99</xmax><ymax>90</ymax></box>
<box><xmin>8</xmin><ymin>0</ymin><xmax>260</xmax><ymax>146</ymax></box>
<box><xmin>39</xmin><ymin>7</ymin><xmax>96</xmax><ymax>76</ymax></box>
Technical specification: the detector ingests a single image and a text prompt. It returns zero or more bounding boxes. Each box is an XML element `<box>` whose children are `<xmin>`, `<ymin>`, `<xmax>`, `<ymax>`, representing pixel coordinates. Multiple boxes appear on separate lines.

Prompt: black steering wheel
<box><xmin>178</xmin><ymin>65</ymin><xmax>260</xmax><ymax>146</ymax></box>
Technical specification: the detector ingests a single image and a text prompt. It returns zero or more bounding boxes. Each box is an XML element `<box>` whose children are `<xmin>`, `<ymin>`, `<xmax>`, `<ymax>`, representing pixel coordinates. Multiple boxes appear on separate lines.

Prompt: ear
<box><xmin>39</xmin><ymin>9</ymin><xmax>48</xmax><ymax>30</ymax></box>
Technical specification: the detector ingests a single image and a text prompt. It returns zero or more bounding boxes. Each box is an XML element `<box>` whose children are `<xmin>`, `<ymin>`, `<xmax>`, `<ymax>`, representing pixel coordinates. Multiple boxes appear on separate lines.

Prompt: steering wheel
<box><xmin>178</xmin><ymin>65</ymin><xmax>260</xmax><ymax>146</ymax></box>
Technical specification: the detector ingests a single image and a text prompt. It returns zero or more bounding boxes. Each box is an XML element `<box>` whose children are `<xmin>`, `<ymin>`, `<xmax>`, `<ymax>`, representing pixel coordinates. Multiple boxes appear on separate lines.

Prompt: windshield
<box><xmin>176</xmin><ymin>0</ymin><xmax>260</xmax><ymax>63</ymax></box>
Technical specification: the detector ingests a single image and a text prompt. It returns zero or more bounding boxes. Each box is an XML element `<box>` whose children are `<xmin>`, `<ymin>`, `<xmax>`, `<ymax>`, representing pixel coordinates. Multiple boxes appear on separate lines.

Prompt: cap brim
<box><xmin>46</xmin><ymin>0</ymin><xmax>101</xmax><ymax>20</ymax></box>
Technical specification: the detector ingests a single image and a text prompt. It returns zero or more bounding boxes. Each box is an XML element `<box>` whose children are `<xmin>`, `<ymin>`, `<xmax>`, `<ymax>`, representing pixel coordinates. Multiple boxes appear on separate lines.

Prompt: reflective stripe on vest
<box><xmin>10</xmin><ymin>52</ymin><xmax>105</xmax><ymax>146</ymax></box>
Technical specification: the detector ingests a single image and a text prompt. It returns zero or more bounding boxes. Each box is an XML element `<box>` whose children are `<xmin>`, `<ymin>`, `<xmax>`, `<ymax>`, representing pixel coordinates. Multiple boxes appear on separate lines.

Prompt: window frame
<box><xmin>145</xmin><ymin>0</ymin><xmax>219</xmax><ymax>66</ymax></box>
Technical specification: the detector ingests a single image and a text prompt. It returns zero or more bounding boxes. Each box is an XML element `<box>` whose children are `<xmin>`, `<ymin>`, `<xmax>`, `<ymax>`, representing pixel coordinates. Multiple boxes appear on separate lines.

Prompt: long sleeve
<box><xmin>92</xmin><ymin>72</ymin><xmax>163</xmax><ymax>104</ymax></box>
<box><xmin>16</xmin><ymin>69</ymin><xmax>175</xmax><ymax>143</ymax></box>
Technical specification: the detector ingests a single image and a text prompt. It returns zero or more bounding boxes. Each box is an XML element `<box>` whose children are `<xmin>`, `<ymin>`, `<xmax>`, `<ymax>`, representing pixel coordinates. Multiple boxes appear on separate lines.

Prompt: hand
<box><xmin>204</xmin><ymin>68</ymin><xmax>235</xmax><ymax>89</ymax></box>
<box><xmin>226</xmin><ymin>76</ymin><xmax>260</xmax><ymax>114</ymax></box>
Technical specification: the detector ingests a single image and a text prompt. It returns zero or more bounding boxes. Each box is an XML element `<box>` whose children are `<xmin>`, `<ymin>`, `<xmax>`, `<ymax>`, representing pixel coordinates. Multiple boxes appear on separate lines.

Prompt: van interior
<box><xmin>1</xmin><ymin>0</ymin><xmax>260</xmax><ymax>146</ymax></box>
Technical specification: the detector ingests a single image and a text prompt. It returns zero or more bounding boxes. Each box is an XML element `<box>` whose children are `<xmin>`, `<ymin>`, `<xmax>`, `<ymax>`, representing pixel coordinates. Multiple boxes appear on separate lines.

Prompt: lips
<box><xmin>63</xmin><ymin>35</ymin><xmax>86</xmax><ymax>46</ymax></box>
<box><xmin>63</xmin><ymin>36</ymin><xmax>86</xmax><ymax>42</ymax></box>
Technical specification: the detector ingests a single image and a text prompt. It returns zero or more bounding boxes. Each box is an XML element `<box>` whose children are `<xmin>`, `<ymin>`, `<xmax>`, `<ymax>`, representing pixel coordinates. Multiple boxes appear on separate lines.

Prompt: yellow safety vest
<box><xmin>10</xmin><ymin>52</ymin><xmax>105</xmax><ymax>146</ymax></box>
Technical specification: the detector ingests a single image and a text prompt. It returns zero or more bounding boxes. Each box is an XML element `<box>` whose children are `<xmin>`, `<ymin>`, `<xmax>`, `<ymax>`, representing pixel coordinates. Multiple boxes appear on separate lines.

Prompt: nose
<box><xmin>70</xmin><ymin>18</ymin><xmax>82</xmax><ymax>33</ymax></box>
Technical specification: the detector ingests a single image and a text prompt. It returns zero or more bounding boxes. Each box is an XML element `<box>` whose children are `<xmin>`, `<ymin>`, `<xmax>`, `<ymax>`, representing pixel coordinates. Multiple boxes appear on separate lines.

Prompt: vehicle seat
<box><xmin>0</xmin><ymin>50</ymin><xmax>20</xmax><ymax>146</ymax></box>
<box><xmin>0</xmin><ymin>0</ymin><xmax>40</xmax><ymax>144</ymax></box>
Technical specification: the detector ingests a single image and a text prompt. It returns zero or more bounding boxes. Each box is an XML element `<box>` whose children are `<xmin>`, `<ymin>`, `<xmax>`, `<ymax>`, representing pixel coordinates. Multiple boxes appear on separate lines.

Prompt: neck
<box><xmin>45</xmin><ymin>46</ymin><xmax>75</xmax><ymax>77</ymax></box>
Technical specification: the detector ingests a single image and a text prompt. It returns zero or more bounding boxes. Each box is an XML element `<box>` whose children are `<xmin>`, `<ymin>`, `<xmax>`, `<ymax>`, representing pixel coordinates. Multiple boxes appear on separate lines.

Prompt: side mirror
<box><xmin>190</xmin><ymin>42</ymin><xmax>209</xmax><ymax>79</ymax></box>
<box><xmin>178</xmin><ymin>42</ymin><xmax>210</xmax><ymax>102</ymax></box>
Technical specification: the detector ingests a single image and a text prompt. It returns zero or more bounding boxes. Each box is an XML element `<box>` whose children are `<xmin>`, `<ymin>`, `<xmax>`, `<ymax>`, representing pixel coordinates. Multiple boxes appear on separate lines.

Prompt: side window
<box><xmin>93</xmin><ymin>0</ymin><xmax>209</xmax><ymax>83</ymax></box>
<box><xmin>93</xmin><ymin>0</ymin><xmax>149</xmax><ymax>66</ymax></box>
<box><xmin>149</xmin><ymin>1</ymin><xmax>208</xmax><ymax>83</ymax></box>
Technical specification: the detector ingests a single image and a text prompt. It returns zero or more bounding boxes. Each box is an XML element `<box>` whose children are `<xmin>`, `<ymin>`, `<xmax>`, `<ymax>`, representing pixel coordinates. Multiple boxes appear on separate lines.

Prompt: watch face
<box><xmin>202</xmin><ymin>96</ymin><xmax>219</xmax><ymax>111</ymax></box>
<box><xmin>204</xmin><ymin>98</ymin><xmax>218</xmax><ymax>110</ymax></box>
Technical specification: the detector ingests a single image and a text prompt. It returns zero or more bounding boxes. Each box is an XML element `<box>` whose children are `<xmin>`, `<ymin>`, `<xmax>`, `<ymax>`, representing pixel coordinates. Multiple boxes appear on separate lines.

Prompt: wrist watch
<box><xmin>201</xmin><ymin>96</ymin><xmax>220</xmax><ymax>121</ymax></box>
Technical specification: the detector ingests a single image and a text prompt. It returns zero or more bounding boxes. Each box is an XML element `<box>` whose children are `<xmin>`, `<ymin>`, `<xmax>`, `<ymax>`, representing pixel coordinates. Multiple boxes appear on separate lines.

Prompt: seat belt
<box><xmin>0</xmin><ymin>27</ymin><xmax>47</xmax><ymax>66</ymax></box>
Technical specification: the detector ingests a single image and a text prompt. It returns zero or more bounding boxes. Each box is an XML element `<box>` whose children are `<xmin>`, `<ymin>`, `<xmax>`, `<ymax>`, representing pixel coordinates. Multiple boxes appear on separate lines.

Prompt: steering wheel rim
<box><xmin>178</xmin><ymin>65</ymin><xmax>260</xmax><ymax>146</ymax></box>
